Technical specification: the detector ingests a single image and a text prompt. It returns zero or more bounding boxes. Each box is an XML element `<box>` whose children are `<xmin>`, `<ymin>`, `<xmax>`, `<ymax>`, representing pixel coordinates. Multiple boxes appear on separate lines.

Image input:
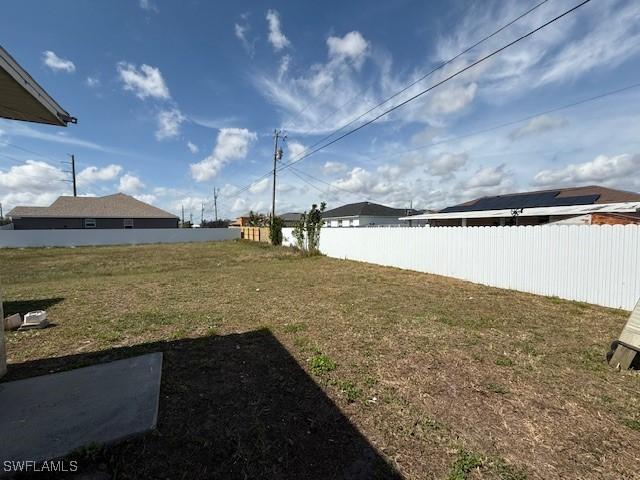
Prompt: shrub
<box><xmin>309</xmin><ymin>353</ymin><xmax>336</xmax><ymax>375</ymax></box>
<box><xmin>269</xmin><ymin>216</ymin><xmax>285</xmax><ymax>246</ymax></box>
<box><xmin>293</xmin><ymin>202</ymin><xmax>326</xmax><ymax>254</ymax></box>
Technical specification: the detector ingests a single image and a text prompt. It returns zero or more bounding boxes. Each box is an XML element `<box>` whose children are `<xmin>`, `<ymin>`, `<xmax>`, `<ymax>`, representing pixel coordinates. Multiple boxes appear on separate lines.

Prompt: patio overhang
<box><xmin>0</xmin><ymin>45</ymin><xmax>76</xmax><ymax>126</ymax></box>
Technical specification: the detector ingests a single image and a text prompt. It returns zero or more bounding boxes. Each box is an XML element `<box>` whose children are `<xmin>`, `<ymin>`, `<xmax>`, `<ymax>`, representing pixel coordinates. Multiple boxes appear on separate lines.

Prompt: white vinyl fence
<box><xmin>283</xmin><ymin>225</ymin><xmax>640</xmax><ymax>310</ymax></box>
<box><xmin>0</xmin><ymin>228</ymin><xmax>239</xmax><ymax>248</ymax></box>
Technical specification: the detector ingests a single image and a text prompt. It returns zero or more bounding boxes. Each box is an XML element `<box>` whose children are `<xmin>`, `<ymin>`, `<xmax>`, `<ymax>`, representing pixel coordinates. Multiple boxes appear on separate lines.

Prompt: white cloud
<box><xmin>118</xmin><ymin>173</ymin><xmax>145</xmax><ymax>194</ymax></box>
<box><xmin>155</xmin><ymin>108</ymin><xmax>186</xmax><ymax>140</ymax></box>
<box><xmin>428</xmin><ymin>153</ymin><xmax>468</xmax><ymax>176</ymax></box>
<box><xmin>287</xmin><ymin>141</ymin><xmax>306</xmax><ymax>160</ymax></box>
<box><xmin>426</xmin><ymin>83</ymin><xmax>477</xmax><ymax>117</ymax></box>
<box><xmin>187</xmin><ymin>141</ymin><xmax>199</xmax><ymax>154</ymax></box>
<box><xmin>235</xmin><ymin>21</ymin><xmax>254</xmax><ymax>56</ymax></box>
<box><xmin>533</xmin><ymin>153</ymin><xmax>640</xmax><ymax>187</ymax></box>
<box><xmin>249</xmin><ymin>177</ymin><xmax>270</xmax><ymax>194</ymax></box>
<box><xmin>0</xmin><ymin>121</ymin><xmax>130</xmax><ymax>155</ymax></box>
<box><xmin>266</xmin><ymin>9</ymin><xmax>290</xmax><ymax>51</ymax></box>
<box><xmin>86</xmin><ymin>76</ymin><xmax>100</xmax><ymax>87</ymax></box>
<box><xmin>0</xmin><ymin>160</ymin><xmax>68</xmax><ymax>212</ymax></box>
<box><xmin>117</xmin><ymin>62</ymin><xmax>170</xmax><ymax>100</ymax></box>
<box><xmin>509</xmin><ymin>115</ymin><xmax>568</xmax><ymax>140</ymax></box>
<box><xmin>190</xmin><ymin>128</ymin><xmax>257</xmax><ymax>181</ymax></box>
<box><xmin>134</xmin><ymin>193</ymin><xmax>158</xmax><ymax>204</ymax></box>
<box><xmin>537</xmin><ymin>1</ymin><xmax>640</xmax><ymax>86</ymax></box>
<box><xmin>323</xmin><ymin>161</ymin><xmax>348</xmax><ymax>175</ymax></box>
<box><xmin>77</xmin><ymin>164</ymin><xmax>123</xmax><ymax>187</ymax></box>
<box><xmin>278</xmin><ymin>55</ymin><xmax>291</xmax><ymax>82</ymax></box>
<box><xmin>456</xmin><ymin>164</ymin><xmax>515</xmax><ymax>201</ymax></box>
<box><xmin>42</xmin><ymin>51</ymin><xmax>75</xmax><ymax>73</ymax></box>
<box><xmin>139</xmin><ymin>0</ymin><xmax>158</xmax><ymax>12</ymax></box>
<box><xmin>327</xmin><ymin>31</ymin><xmax>369</xmax><ymax>65</ymax></box>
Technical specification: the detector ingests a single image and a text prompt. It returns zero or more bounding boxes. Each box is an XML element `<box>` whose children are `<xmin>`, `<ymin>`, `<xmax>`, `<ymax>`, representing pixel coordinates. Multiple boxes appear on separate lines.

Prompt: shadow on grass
<box><xmin>5</xmin><ymin>329</ymin><xmax>401</xmax><ymax>480</ymax></box>
<box><xmin>3</xmin><ymin>297</ymin><xmax>65</xmax><ymax>317</ymax></box>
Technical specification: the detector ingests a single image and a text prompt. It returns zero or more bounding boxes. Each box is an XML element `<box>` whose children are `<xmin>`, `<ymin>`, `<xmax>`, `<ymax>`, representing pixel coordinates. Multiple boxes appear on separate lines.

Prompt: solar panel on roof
<box><xmin>441</xmin><ymin>191</ymin><xmax>601</xmax><ymax>213</ymax></box>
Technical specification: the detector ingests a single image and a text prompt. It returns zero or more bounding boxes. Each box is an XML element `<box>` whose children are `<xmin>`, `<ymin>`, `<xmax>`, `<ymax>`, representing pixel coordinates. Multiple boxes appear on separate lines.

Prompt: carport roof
<box><xmin>0</xmin><ymin>45</ymin><xmax>76</xmax><ymax>126</ymax></box>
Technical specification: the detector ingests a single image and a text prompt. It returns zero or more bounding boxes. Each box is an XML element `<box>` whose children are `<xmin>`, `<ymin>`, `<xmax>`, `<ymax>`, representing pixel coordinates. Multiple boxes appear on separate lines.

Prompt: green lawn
<box><xmin>1</xmin><ymin>240</ymin><xmax>638</xmax><ymax>479</ymax></box>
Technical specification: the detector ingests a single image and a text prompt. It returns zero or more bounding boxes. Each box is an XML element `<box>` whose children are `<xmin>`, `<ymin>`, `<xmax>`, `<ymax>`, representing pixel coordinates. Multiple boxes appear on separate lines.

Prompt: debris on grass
<box><xmin>4</xmin><ymin>313</ymin><xmax>22</xmax><ymax>331</ymax></box>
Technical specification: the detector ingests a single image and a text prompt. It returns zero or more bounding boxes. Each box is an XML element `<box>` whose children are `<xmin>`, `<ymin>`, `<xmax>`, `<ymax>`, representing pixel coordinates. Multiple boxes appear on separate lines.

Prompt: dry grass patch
<box><xmin>1</xmin><ymin>240</ymin><xmax>638</xmax><ymax>479</ymax></box>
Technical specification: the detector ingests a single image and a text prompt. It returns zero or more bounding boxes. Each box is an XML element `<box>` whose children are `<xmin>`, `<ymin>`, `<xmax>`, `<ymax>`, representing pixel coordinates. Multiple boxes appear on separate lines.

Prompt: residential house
<box><xmin>280</xmin><ymin>212</ymin><xmax>303</xmax><ymax>227</ymax></box>
<box><xmin>7</xmin><ymin>193</ymin><xmax>179</xmax><ymax>230</ymax></box>
<box><xmin>322</xmin><ymin>201</ymin><xmax>421</xmax><ymax>227</ymax></box>
<box><xmin>401</xmin><ymin>186</ymin><xmax>640</xmax><ymax>227</ymax></box>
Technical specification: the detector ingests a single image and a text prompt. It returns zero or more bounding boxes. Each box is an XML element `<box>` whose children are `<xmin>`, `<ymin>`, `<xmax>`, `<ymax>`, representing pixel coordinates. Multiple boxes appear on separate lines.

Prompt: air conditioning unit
<box><xmin>608</xmin><ymin>297</ymin><xmax>640</xmax><ymax>370</ymax></box>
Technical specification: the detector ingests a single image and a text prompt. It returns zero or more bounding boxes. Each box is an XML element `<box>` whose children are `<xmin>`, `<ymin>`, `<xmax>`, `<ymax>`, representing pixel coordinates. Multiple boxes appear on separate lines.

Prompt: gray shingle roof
<box><xmin>8</xmin><ymin>193</ymin><xmax>178</xmax><ymax>219</ymax></box>
<box><xmin>322</xmin><ymin>202</ymin><xmax>419</xmax><ymax>218</ymax></box>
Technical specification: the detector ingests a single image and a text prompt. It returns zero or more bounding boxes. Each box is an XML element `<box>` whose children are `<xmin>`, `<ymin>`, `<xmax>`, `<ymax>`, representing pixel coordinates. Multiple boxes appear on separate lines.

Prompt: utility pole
<box><xmin>213</xmin><ymin>187</ymin><xmax>219</xmax><ymax>222</ymax></box>
<box><xmin>62</xmin><ymin>154</ymin><xmax>77</xmax><ymax>197</ymax></box>
<box><xmin>0</xmin><ymin>202</ymin><xmax>3</xmax><ymax>219</ymax></box>
<box><xmin>181</xmin><ymin>204</ymin><xmax>185</xmax><ymax>227</ymax></box>
<box><xmin>201</xmin><ymin>202</ymin><xmax>204</xmax><ymax>225</ymax></box>
<box><xmin>271</xmin><ymin>129</ymin><xmax>286</xmax><ymax>222</ymax></box>
<box><xmin>71</xmin><ymin>154</ymin><xmax>77</xmax><ymax>197</ymax></box>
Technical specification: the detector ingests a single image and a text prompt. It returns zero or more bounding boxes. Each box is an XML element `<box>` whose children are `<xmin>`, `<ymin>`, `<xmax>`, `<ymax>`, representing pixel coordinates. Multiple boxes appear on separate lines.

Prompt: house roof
<box><xmin>0</xmin><ymin>46</ymin><xmax>76</xmax><ymax>126</ymax></box>
<box><xmin>279</xmin><ymin>212</ymin><xmax>303</xmax><ymax>222</ymax></box>
<box><xmin>400</xmin><ymin>201</ymin><xmax>640</xmax><ymax>221</ymax></box>
<box><xmin>440</xmin><ymin>185</ymin><xmax>640</xmax><ymax>214</ymax></box>
<box><xmin>8</xmin><ymin>194</ymin><xmax>178</xmax><ymax>219</ymax></box>
<box><xmin>323</xmin><ymin>201</ymin><xmax>420</xmax><ymax>219</ymax></box>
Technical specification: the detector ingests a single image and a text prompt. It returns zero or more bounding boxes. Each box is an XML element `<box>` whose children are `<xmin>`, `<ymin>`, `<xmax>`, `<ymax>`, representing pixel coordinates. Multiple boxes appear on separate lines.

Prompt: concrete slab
<box><xmin>0</xmin><ymin>353</ymin><xmax>162</xmax><ymax>463</ymax></box>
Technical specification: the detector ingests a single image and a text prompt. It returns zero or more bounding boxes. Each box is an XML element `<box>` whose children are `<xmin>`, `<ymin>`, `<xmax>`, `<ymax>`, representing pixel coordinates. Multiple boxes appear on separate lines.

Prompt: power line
<box><xmin>3</xmin><ymin>141</ymin><xmax>63</xmax><ymax>163</ymax></box>
<box><xmin>279</xmin><ymin>0</ymin><xmax>552</xmax><ymax>169</ymax></box>
<box><xmin>212</xmin><ymin>0</ymin><xmax>591</xmax><ymax>216</ymax></box>
<box><xmin>214</xmin><ymin>2</ymin><xmax>554</xmax><ymax>209</ymax></box>
<box><xmin>365</xmin><ymin>81</ymin><xmax>640</xmax><ymax>163</ymax></box>
<box><xmin>278</xmin><ymin>0</ymin><xmax>592</xmax><ymax>173</ymax></box>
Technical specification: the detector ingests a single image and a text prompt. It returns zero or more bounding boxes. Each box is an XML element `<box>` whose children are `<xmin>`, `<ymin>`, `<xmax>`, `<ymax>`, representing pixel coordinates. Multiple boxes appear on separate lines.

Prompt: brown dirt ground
<box><xmin>1</xmin><ymin>240</ymin><xmax>638</xmax><ymax>479</ymax></box>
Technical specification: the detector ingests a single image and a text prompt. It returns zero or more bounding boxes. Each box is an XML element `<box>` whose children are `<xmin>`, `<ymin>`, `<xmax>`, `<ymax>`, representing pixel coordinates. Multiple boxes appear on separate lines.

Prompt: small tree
<box><xmin>293</xmin><ymin>202</ymin><xmax>326</xmax><ymax>254</ymax></box>
<box><xmin>248</xmin><ymin>210</ymin><xmax>269</xmax><ymax>227</ymax></box>
<box><xmin>269</xmin><ymin>216</ymin><xmax>285</xmax><ymax>246</ymax></box>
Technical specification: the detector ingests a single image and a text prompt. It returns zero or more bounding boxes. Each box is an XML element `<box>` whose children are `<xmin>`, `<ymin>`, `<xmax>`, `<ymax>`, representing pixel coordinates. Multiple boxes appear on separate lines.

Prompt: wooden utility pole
<box><xmin>271</xmin><ymin>129</ymin><xmax>286</xmax><ymax>221</ymax></box>
<box><xmin>71</xmin><ymin>154</ymin><xmax>77</xmax><ymax>197</ymax></box>
<box><xmin>213</xmin><ymin>187</ymin><xmax>219</xmax><ymax>222</ymax></box>
<box><xmin>62</xmin><ymin>154</ymin><xmax>77</xmax><ymax>196</ymax></box>
<box><xmin>181</xmin><ymin>204</ymin><xmax>185</xmax><ymax>226</ymax></box>
<box><xmin>201</xmin><ymin>203</ymin><xmax>204</xmax><ymax>224</ymax></box>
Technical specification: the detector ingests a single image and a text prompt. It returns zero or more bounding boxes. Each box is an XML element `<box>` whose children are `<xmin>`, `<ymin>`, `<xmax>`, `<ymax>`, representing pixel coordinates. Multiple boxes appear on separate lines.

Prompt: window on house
<box><xmin>84</xmin><ymin>218</ymin><xmax>96</xmax><ymax>228</ymax></box>
<box><xmin>337</xmin><ymin>220</ymin><xmax>343</xmax><ymax>227</ymax></box>
<box><xmin>123</xmin><ymin>218</ymin><xmax>134</xmax><ymax>229</ymax></box>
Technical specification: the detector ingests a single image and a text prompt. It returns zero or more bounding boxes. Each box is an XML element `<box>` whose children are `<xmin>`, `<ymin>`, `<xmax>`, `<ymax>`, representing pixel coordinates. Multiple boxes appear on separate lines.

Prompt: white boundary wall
<box><xmin>283</xmin><ymin>225</ymin><xmax>640</xmax><ymax>310</ymax></box>
<box><xmin>0</xmin><ymin>228</ymin><xmax>239</xmax><ymax>248</ymax></box>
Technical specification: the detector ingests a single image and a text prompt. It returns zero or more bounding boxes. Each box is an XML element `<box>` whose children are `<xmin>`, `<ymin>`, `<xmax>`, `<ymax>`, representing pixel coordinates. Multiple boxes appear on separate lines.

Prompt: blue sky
<box><xmin>1</xmin><ymin>0</ymin><xmax>639</xmax><ymax>220</ymax></box>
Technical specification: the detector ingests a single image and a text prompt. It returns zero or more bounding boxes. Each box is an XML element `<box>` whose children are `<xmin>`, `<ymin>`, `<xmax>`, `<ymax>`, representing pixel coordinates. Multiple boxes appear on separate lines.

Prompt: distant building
<box><xmin>229</xmin><ymin>216</ymin><xmax>251</xmax><ymax>227</ymax></box>
<box><xmin>279</xmin><ymin>212</ymin><xmax>303</xmax><ymax>227</ymax></box>
<box><xmin>401</xmin><ymin>186</ymin><xmax>640</xmax><ymax>227</ymax></box>
<box><xmin>8</xmin><ymin>193</ymin><xmax>179</xmax><ymax>230</ymax></box>
<box><xmin>322</xmin><ymin>201</ymin><xmax>421</xmax><ymax>227</ymax></box>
